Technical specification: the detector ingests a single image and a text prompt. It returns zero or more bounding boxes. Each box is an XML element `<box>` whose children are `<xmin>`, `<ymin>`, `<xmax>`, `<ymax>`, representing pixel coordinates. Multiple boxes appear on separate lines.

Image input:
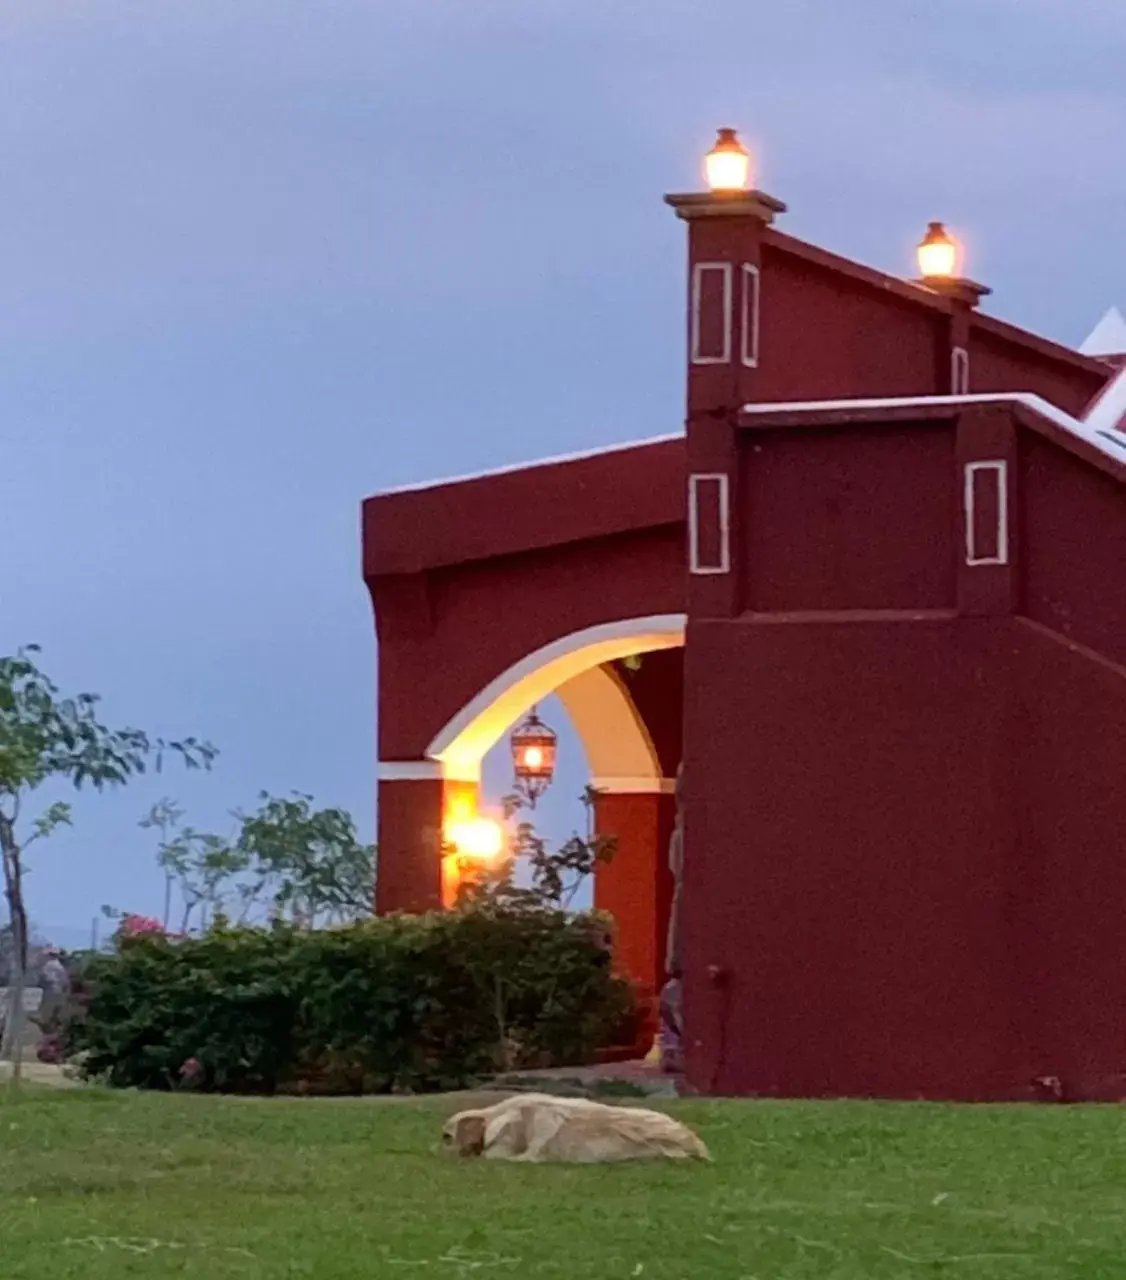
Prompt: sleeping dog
<box><xmin>441</xmin><ymin>1092</ymin><xmax>710</xmax><ymax>1164</ymax></box>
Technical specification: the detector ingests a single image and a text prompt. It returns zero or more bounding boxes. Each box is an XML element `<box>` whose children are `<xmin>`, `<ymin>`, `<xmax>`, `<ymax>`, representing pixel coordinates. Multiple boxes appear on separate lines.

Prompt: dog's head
<box><xmin>440</xmin><ymin>1110</ymin><xmax>487</xmax><ymax>1157</ymax></box>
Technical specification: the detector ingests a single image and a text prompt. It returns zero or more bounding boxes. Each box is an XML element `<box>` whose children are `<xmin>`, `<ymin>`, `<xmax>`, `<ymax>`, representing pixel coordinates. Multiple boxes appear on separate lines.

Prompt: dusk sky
<box><xmin>2</xmin><ymin>0</ymin><xmax>1124</xmax><ymax>943</ymax></box>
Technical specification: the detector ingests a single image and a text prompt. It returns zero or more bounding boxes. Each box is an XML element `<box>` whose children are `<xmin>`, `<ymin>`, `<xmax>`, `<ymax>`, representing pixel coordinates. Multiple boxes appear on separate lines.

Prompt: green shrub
<box><xmin>69</xmin><ymin>907</ymin><xmax>634</xmax><ymax>1094</ymax></box>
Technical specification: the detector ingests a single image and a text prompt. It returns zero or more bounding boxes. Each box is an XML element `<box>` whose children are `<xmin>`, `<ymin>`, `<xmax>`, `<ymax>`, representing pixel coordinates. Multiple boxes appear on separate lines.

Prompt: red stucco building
<box><xmin>364</xmin><ymin>137</ymin><xmax>1126</xmax><ymax>1102</ymax></box>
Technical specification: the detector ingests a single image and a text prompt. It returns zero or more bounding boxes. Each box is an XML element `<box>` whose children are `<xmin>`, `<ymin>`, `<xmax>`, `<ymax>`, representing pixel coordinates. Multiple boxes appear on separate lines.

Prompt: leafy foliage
<box><xmin>133</xmin><ymin>791</ymin><xmax>375</xmax><ymax>932</ymax></box>
<box><xmin>0</xmin><ymin>646</ymin><xmax>215</xmax><ymax>797</ymax></box>
<box><xmin>156</xmin><ymin>825</ymin><xmax>250</xmax><ymax>932</ymax></box>
<box><xmin>70</xmin><ymin>909</ymin><xmax>634</xmax><ymax>1094</ymax></box>
<box><xmin>235</xmin><ymin>791</ymin><xmax>375</xmax><ymax>925</ymax></box>
<box><xmin>0</xmin><ymin>645</ymin><xmax>214</xmax><ymax>1073</ymax></box>
<box><xmin>460</xmin><ymin>786</ymin><xmax>616</xmax><ymax>911</ymax></box>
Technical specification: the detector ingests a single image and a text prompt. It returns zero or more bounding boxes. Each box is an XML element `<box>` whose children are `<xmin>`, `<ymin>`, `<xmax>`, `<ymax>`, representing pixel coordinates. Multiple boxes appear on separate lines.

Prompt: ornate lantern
<box><xmin>509</xmin><ymin>707</ymin><xmax>557</xmax><ymax>807</ymax></box>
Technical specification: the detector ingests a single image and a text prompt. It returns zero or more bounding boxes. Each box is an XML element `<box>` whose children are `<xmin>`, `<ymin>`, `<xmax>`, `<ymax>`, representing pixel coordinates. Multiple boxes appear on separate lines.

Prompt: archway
<box><xmin>376</xmin><ymin>615</ymin><xmax>685</xmax><ymax>1012</ymax></box>
<box><xmin>424</xmin><ymin>614</ymin><xmax>685</xmax><ymax>783</ymax></box>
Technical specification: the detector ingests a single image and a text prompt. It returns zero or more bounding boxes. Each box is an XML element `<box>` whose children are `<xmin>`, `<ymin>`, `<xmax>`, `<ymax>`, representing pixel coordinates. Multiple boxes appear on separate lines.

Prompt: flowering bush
<box><xmin>37</xmin><ymin>1033</ymin><xmax>65</xmax><ymax>1064</ymax></box>
<box><xmin>70</xmin><ymin>909</ymin><xmax>635</xmax><ymax>1095</ymax></box>
<box><xmin>178</xmin><ymin>1056</ymin><xmax>204</xmax><ymax>1088</ymax></box>
<box><xmin>116</xmin><ymin>914</ymin><xmax>166</xmax><ymax>942</ymax></box>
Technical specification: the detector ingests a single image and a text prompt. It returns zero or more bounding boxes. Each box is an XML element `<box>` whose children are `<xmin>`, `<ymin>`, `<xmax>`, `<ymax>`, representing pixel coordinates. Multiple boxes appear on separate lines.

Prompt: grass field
<box><xmin>2</xmin><ymin>1087</ymin><xmax>1126</xmax><ymax>1278</ymax></box>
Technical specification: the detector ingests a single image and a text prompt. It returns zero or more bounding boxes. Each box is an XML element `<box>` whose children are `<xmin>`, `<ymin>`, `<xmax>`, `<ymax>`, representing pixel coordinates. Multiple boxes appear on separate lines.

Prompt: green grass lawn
<box><xmin>2</xmin><ymin>1087</ymin><xmax>1126</xmax><ymax>1278</ymax></box>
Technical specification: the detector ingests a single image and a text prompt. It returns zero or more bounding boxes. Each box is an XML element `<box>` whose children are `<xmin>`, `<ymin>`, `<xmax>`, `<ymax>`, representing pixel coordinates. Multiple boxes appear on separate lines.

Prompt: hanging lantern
<box><xmin>510</xmin><ymin>707</ymin><xmax>557</xmax><ymax>807</ymax></box>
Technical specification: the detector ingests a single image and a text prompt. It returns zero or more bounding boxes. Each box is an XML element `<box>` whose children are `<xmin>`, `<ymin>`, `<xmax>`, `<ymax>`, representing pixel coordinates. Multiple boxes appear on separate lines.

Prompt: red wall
<box><xmin>374</xmin><ymin>525</ymin><xmax>685</xmax><ymax>760</ymax></box>
<box><xmin>681</xmin><ymin>406</ymin><xmax>1126</xmax><ymax>1101</ymax></box>
<box><xmin>683</xmin><ymin>614</ymin><xmax>1018</xmax><ymax>1099</ymax></box>
<box><xmin>594</xmin><ymin>791</ymin><xmax>676</xmax><ymax>1002</ymax></box>
<box><xmin>972</xmin><ymin>329</ymin><xmax>1104</xmax><ymax>417</ymax></box>
<box><xmin>1011</xmin><ymin>620</ymin><xmax>1126</xmax><ymax>1100</ymax></box>
<box><xmin>375</xmin><ymin>778</ymin><xmax>446</xmax><ymax>914</ymax></box>
<box><xmin>742</xmin><ymin>422</ymin><xmax>956</xmax><ymax>612</ymax></box>
<box><xmin>756</xmin><ymin>245</ymin><xmax>943</xmax><ymax>402</ymax></box>
<box><xmin>367</xmin><ymin>437</ymin><xmax>686</xmax><ymax>761</ymax></box>
<box><xmin>1020</xmin><ymin>433</ymin><xmax>1126</xmax><ymax>666</ymax></box>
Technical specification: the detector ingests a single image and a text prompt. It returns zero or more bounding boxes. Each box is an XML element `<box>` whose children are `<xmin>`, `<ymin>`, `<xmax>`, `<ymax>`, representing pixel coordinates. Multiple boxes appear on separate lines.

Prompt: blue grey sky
<box><xmin>2</xmin><ymin>0</ymin><xmax>1124</xmax><ymax>943</ymax></box>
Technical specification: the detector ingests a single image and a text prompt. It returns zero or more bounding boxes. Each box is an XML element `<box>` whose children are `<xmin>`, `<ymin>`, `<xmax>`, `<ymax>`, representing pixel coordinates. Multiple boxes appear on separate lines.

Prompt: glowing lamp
<box><xmin>447</xmin><ymin>817</ymin><xmax>504</xmax><ymax>860</ymax></box>
<box><xmin>704</xmin><ymin>127</ymin><xmax>751</xmax><ymax>193</ymax></box>
<box><xmin>917</xmin><ymin>221</ymin><xmax>958</xmax><ymax>279</ymax></box>
<box><xmin>510</xmin><ymin>707</ymin><xmax>557</xmax><ymax>807</ymax></box>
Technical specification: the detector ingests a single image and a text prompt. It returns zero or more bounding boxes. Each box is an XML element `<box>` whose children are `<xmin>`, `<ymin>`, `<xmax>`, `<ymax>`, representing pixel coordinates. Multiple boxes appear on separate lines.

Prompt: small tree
<box><xmin>139</xmin><ymin>798</ymin><xmax>184</xmax><ymax>930</ymax></box>
<box><xmin>458</xmin><ymin>786</ymin><xmax>616</xmax><ymax>912</ymax></box>
<box><xmin>449</xmin><ymin>787</ymin><xmax>618</xmax><ymax>1068</ymax></box>
<box><xmin>131</xmin><ymin>791</ymin><xmax>376</xmax><ymax>930</ymax></box>
<box><xmin>0</xmin><ymin>645</ymin><xmax>215</xmax><ymax>1079</ymax></box>
<box><xmin>235</xmin><ymin>791</ymin><xmax>375</xmax><ymax>926</ymax></box>
<box><xmin>153</xmin><ymin>825</ymin><xmax>250</xmax><ymax>933</ymax></box>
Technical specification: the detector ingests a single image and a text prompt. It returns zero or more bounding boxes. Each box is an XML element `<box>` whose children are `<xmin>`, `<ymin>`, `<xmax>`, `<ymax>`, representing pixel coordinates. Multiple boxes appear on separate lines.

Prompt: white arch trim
<box><xmin>425</xmin><ymin>614</ymin><xmax>686</xmax><ymax>782</ymax></box>
<box><xmin>555</xmin><ymin>664</ymin><xmax>662</xmax><ymax>785</ymax></box>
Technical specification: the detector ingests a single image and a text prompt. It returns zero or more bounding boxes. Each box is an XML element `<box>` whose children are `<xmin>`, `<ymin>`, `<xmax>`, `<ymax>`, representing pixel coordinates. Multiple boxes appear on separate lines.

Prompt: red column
<box><xmin>376</xmin><ymin>778</ymin><xmax>443</xmax><ymax>914</ymax></box>
<box><xmin>919</xmin><ymin>274</ymin><xmax>990</xmax><ymax>394</ymax></box>
<box><xmin>593</xmin><ymin>788</ymin><xmax>676</xmax><ymax>1001</ymax></box>
<box><xmin>376</xmin><ymin>773</ymin><xmax>480</xmax><ymax>915</ymax></box>
<box><xmin>666</xmin><ymin>174</ymin><xmax>783</xmax><ymax>1084</ymax></box>
<box><xmin>665</xmin><ymin>187</ymin><xmax>782</xmax><ymax>621</ymax></box>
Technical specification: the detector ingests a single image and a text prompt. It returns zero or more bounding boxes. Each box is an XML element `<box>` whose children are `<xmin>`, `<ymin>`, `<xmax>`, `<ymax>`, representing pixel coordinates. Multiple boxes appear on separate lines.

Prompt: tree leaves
<box><xmin>0</xmin><ymin>646</ymin><xmax>217</xmax><ymax>808</ymax></box>
<box><xmin>233</xmin><ymin>791</ymin><xmax>376</xmax><ymax>926</ymax></box>
<box><xmin>0</xmin><ymin>643</ymin><xmax>216</xmax><ymax>1000</ymax></box>
<box><xmin>139</xmin><ymin>791</ymin><xmax>376</xmax><ymax>932</ymax></box>
<box><xmin>465</xmin><ymin>786</ymin><xmax>617</xmax><ymax>912</ymax></box>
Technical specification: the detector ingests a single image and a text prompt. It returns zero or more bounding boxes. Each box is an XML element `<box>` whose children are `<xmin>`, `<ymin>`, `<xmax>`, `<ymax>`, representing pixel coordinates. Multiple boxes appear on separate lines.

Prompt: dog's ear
<box><xmin>452</xmin><ymin>1113</ymin><xmax>487</xmax><ymax>1156</ymax></box>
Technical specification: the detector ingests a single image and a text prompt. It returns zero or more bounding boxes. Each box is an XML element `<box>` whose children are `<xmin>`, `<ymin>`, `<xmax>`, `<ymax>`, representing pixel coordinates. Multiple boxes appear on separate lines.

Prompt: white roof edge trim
<box><xmin>1080</xmin><ymin>306</ymin><xmax>1126</xmax><ymax>358</ymax></box>
<box><xmin>1084</xmin><ymin>368</ymin><xmax>1126</xmax><ymax>435</ymax></box>
<box><xmin>377</xmin><ymin>760</ymin><xmax>482</xmax><ymax>784</ymax></box>
<box><xmin>373</xmin><ymin>431</ymin><xmax>685</xmax><ymax>498</ymax></box>
<box><xmin>741</xmin><ymin>390</ymin><xmax>1126</xmax><ymax>460</ymax></box>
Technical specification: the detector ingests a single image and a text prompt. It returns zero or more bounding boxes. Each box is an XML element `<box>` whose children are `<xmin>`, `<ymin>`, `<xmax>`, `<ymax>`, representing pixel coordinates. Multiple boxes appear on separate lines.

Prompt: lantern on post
<box><xmin>509</xmin><ymin>707</ymin><xmax>557</xmax><ymax>808</ymax></box>
<box><xmin>916</xmin><ymin>221</ymin><xmax>958</xmax><ymax>280</ymax></box>
<box><xmin>704</xmin><ymin>127</ymin><xmax>752</xmax><ymax>193</ymax></box>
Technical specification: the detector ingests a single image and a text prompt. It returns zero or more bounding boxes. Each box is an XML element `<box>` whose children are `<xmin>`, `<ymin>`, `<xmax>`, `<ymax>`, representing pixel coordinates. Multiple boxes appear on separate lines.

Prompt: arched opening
<box><xmin>423</xmin><ymin>615</ymin><xmax>685</xmax><ymax>1023</ymax></box>
<box><xmin>424</xmin><ymin>614</ymin><xmax>685</xmax><ymax>783</ymax></box>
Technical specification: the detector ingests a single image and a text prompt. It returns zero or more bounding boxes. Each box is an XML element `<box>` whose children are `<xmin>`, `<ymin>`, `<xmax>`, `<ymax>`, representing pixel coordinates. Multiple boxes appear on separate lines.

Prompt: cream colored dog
<box><xmin>440</xmin><ymin>1092</ymin><xmax>710</xmax><ymax>1164</ymax></box>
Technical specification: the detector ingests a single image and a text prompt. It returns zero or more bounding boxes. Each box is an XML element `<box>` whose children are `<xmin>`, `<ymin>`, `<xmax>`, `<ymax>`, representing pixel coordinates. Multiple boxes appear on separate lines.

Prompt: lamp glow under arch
<box><xmin>447</xmin><ymin>816</ymin><xmax>505</xmax><ymax>861</ymax></box>
<box><xmin>917</xmin><ymin>221</ymin><xmax>958</xmax><ymax>279</ymax></box>
<box><xmin>705</xmin><ymin>128</ymin><xmax>751</xmax><ymax>193</ymax></box>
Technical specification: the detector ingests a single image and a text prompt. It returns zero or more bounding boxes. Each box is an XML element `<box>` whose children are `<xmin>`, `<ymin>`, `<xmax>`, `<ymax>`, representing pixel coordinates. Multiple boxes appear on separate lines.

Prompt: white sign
<box><xmin>0</xmin><ymin>987</ymin><xmax>44</xmax><ymax>1014</ymax></box>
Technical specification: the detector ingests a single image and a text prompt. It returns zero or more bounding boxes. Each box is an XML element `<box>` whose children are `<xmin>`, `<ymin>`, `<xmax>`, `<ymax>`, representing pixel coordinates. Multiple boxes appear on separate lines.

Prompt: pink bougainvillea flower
<box><xmin>118</xmin><ymin>913</ymin><xmax>165</xmax><ymax>938</ymax></box>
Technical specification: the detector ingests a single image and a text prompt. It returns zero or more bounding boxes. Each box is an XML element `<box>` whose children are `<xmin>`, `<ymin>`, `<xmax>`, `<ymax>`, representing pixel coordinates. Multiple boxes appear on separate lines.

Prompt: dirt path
<box><xmin>0</xmin><ymin>1061</ymin><xmax>79</xmax><ymax>1088</ymax></box>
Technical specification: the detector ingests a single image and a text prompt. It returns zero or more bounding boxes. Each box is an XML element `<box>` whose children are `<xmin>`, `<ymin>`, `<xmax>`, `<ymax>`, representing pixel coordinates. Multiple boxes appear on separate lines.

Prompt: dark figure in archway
<box><xmin>657</xmin><ymin>765</ymin><xmax>684</xmax><ymax>1073</ymax></box>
